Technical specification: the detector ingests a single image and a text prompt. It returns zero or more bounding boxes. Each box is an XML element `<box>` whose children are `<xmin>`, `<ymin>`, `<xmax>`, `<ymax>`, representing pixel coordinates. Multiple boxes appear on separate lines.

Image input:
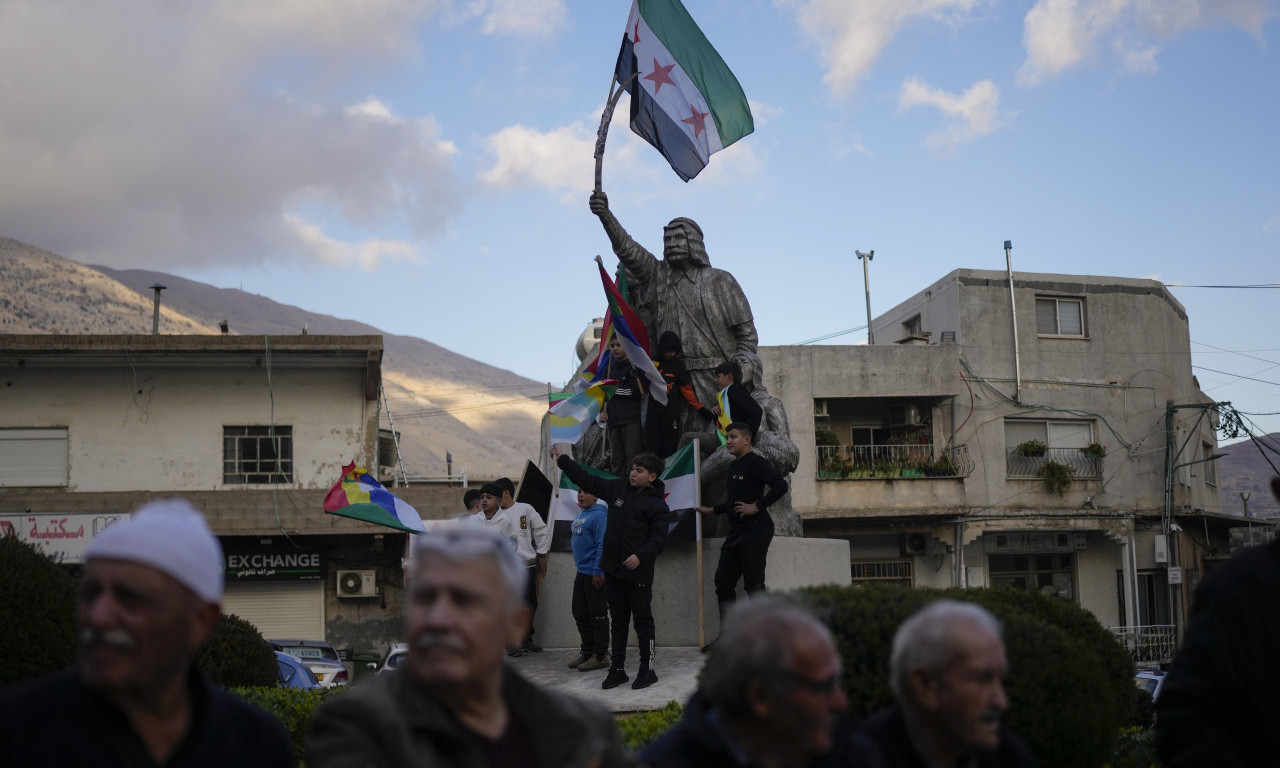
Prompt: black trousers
<box><xmin>523</xmin><ymin>564</ymin><xmax>539</xmax><ymax>644</ymax></box>
<box><xmin>645</xmin><ymin>400</ymin><xmax>682</xmax><ymax>458</ymax></box>
<box><xmin>572</xmin><ymin>572</ymin><xmax>610</xmax><ymax>657</ymax></box>
<box><xmin>714</xmin><ymin>531</ymin><xmax>773</xmax><ymax>621</ymax></box>
<box><xmin>605</xmin><ymin>572</ymin><xmax>655</xmax><ymax>670</ymax></box>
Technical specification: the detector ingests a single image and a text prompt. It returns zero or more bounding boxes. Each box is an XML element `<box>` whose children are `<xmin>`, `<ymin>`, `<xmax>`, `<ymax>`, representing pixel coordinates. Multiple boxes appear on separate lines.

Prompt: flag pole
<box><xmin>694</xmin><ymin>438</ymin><xmax>705</xmax><ymax>648</ymax></box>
<box><xmin>594</xmin><ymin>73</ymin><xmax>638</xmax><ymax>194</ymax></box>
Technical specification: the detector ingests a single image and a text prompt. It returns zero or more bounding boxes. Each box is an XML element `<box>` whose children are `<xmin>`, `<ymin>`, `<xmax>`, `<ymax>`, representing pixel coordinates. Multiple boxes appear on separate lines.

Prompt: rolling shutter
<box><xmin>221</xmin><ymin>581</ymin><xmax>325</xmax><ymax>640</ymax></box>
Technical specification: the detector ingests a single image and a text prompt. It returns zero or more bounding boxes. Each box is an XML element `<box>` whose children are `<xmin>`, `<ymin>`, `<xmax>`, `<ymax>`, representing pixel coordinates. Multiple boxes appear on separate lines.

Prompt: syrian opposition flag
<box><xmin>597</xmin><ymin>257</ymin><xmax>667</xmax><ymax>405</ymax></box>
<box><xmin>324</xmin><ymin>463</ymin><xmax>425</xmax><ymax>534</ymax></box>
<box><xmin>548</xmin><ymin>462</ymin><xmax>616</xmax><ymax>551</ymax></box>
<box><xmin>615</xmin><ymin>0</ymin><xmax>753</xmax><ymax>182</ymax></box>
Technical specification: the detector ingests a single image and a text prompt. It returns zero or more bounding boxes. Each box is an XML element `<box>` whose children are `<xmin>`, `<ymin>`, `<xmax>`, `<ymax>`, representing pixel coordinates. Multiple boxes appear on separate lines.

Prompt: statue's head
<box><xmin>663</xmin><ymin>217</ymin><xmax>710</xmax><ymax>269</ymax></box>
<box><xmin>736</xmin><ymin>350</ymin><xmax>763</xmax><ymax>391</ymax></box>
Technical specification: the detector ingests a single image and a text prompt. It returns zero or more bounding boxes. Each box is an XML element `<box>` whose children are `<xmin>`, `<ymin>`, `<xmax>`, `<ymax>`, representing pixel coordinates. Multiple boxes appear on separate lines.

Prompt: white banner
<box><xmin>0</xmin><ymin>513</ymin><xmax>129</xmax><ymax>564</ymax></box>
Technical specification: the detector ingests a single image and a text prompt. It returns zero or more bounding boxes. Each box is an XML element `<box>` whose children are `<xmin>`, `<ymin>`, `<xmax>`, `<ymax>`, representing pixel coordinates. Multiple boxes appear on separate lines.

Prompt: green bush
<box><xmin>1107</xmin><ymin>727</ymin><xmax>1158</xmax><ymax>768</ymax></box>
<box><xmin>798</xmin><ymin>584</ymin><xmax>1132</xmax><ymax>768</ymax></box>
<box><xmin>198</xmin><ymin>613</ymin><xmax>278</xmax><ymax>688</ymax></box>
<box><xmin>0</xmin><ymin>534</ymin><xmax>77</xmax><ymax>687</ymax></box>
<box><xmin>616</xmin><ymin>701</ymin><xmax>683</xmax><ymax>750</ymax></box>
<box><xmin>234</xmin><ymin>685</ymin><xmax>345</xmax><ymax>762</ymax></box>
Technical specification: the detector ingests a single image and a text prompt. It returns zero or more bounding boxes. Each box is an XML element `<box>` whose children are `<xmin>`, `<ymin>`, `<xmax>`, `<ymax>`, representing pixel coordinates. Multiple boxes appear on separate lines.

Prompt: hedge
<box><xmin>799</xmin><ymin>584</ymin><xmax>1136</xmax><ymax>768</ymax></box>
<box><xmin>0</xmin><ymin>534</ymin><xmax>77</xmax><ymax>687</ymax></box>
<box><xmin>197</xmin><ymin>613</ymin><xmax>278</xmax><ymax>688</ymax></box>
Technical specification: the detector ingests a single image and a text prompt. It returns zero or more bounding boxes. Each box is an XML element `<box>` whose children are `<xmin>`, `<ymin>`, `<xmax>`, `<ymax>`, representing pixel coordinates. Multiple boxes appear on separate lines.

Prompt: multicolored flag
<box><xmin>548</xmin><ymin>381</ymin><xmax>617</xmax><ymax>445</ymax></box>
<box><xmin>324</xmin><ymin>463</ymin><xmax>425</xmax><ymax>534</ymax></box>
<box><xmin>615</xmin><ymin>0</ymin><xmax>753</xmax><ymax>182</ymax></box>
<box><xmin>596</xmin><ymin>258</ymin><xmax>667</xmax><ymax>405</ymax></box>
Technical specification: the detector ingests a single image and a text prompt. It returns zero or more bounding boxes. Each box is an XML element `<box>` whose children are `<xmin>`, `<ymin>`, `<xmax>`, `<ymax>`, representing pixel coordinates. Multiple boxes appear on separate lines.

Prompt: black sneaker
<box><xmin>521</xmin><ymin>640</ymin><xmax>543</xmax><ymax>654</ymax></box>
<box><xmin>632</xmin><ymin>668</ymin><xmax>658</xmax><ymax>690</ymax></box>
<box><xmin>601</xmin><ymin>668</ymin><xmax>630</xmax><ymax>689</ymax></box>
<box><xmin>507</xmin><ymin>647</ymin><xmax>528</xmax><ymax>658</ymax></box>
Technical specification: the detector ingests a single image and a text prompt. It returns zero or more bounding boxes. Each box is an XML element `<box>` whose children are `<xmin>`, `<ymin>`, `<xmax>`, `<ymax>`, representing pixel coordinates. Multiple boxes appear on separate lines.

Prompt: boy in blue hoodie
<box><xmin>567</xmin><ymin>489</ymin><xmax>611</xmax><ymax>672</ymax></box>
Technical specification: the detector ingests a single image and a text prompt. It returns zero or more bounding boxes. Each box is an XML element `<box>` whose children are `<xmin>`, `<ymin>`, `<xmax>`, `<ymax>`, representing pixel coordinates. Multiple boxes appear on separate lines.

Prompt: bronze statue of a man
<box><xmin>589</xmin><ymin>191</ymin><xmax>758</xmax><ymax>428</ymax></box>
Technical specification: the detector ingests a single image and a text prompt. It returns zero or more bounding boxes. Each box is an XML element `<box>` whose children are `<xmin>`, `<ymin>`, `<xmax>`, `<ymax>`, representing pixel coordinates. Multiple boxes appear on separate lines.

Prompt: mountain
<box><xmin>1218</xmin><ymin>433</ymin><xmax>1280</xmax><ymax>519</ymax></box>
<box><xmin>0</xmin><ymin>238</ymin><xmax>546</xmax><ymax>478</ymax></box>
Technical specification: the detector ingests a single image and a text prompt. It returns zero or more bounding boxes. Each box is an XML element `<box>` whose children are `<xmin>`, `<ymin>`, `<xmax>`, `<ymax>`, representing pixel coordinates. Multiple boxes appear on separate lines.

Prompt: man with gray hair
<box><xmin>850</xmin><ymin>600</ymin><xmax>1035</xmax><ymax>768</ymax></box>
<box><xmin>0</xmin><ymin>499</ymin><xmax>293</xmax><ymax>767</ymax></box>
<box><xmin>641</xmin><ymin>597</ymin><xmax>854</xmax><ymax>767</ymax></box>
<box><xmin>308</xmin><ymin>524</ymin><xmax>632</xmax><ymax>768</ymax></box>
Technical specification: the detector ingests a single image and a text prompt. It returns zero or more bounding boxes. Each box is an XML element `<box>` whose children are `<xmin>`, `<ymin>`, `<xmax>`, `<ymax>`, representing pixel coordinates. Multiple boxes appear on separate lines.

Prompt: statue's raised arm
<box><xmin>587</xmin><ymin>189</ymin><xmax>759</xmax><ymax>420</ymax></box>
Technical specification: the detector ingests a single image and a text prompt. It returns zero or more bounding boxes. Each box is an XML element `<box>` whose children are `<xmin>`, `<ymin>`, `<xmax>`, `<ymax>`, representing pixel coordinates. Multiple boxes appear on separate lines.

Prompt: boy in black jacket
<box><xmin>551</xmin><ymin>445</ymin><xmax>669</xmax><ymax>690</ymax></box>
<box><xmin>697</xmin><ymin>422</ymin><xmax>788</xmax><ymax>626</ymax></box>
<box><xmin>601</xmin><ymin>337</ymin><xmax>644</xmax><ymax>477</ymax></box>
<box><xmin>646</xmin><ymin>330</ymin><xmax>708</xmax><ymax>458</ymax></box>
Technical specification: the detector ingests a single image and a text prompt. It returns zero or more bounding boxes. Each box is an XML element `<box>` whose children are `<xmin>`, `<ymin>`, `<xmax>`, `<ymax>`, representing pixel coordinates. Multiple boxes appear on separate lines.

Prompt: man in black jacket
<box><xmin>552</xmin><ymin>445</ymin><xmax>670</xmax><ymax>690</ymax></box>
<box><xmin>698</xmin><ymin>422</ymin><xmax>788</xmax><ymax>626</ymax></box>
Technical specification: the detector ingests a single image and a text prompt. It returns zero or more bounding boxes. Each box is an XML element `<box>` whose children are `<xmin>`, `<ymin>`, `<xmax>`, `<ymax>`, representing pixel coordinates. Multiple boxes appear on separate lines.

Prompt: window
<box><xmin>1036</xmin><ymin>296</ymin><xmax>1084</xmax><ymax>336</ymax></box>
<box><xmin>0</xmin><ymin>428</ymin><xmax>69</xmax><ymax>487</ymax></box>
<box><xmin>989</xmin><ymin>554</ymin><xmax>1076</xmax><ymax>600</ymax></box>
<box><xmin>1202</xmin><ymin>442</ymin><xmax>1218</xmax><ymax>486</ymax></box>
<box><xmin>1005</xmin><ymin>419</ymin><xmax>1093</xmax><ymax>450</ymax></box>
<box><xmin>223</xmin><ymin>426</ymin><xmax>293</xmax><ymax>484</ymax></box>
<box><xmin>903</xmin><ymin>314</ymin><xmax>922</xmax><ymax>337</ymax></box>
<box><xmin>851</xmin><ymin>560</ymin><xmax>912</xmax><ymax>585</ymax></box>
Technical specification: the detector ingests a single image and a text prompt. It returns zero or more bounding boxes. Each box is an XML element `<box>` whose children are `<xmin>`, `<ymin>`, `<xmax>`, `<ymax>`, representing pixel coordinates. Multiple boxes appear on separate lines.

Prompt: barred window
<box><xmin>851</xmin><ymin>560</ymin><xmax>912</xmax><ymax>585</ymax></box>
<box><xmin>223</xmin><ymin>426</ymin><xmax>293</xmax><ymax>484</ymax></box>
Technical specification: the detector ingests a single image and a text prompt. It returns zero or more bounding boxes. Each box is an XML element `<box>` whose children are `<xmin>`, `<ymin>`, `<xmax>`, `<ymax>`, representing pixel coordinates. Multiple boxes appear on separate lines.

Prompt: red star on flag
<box><xmin>644</xmin><ymin>58</ymin><xmax>677</xmax><ymax>94</ymax></box>
<box><xmin>633</xmin><ymin>20</ymin><xmax>640</xmax><ymax>45</ymax></box>
<box><xmin>682</xmin><ymin>104</ymin><xmax>709</xmax><ymax>138</ymax></box>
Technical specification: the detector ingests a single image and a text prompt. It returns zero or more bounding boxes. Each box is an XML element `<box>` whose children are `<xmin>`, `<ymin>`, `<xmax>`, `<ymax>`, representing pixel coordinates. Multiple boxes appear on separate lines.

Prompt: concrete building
<box><xmin>762</xmin><ymin>269</ymin><xmax>1242</xmax><ymax>661</ymax></box>
<box><xmin>0</xmin><ymin>334</ymin><xmax>471</xmax><ymax>664</ymax></box>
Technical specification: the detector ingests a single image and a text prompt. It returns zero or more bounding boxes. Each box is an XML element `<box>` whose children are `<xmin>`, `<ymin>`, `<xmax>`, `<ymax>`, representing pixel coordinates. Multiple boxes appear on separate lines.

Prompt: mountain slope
<box><xmin>1</xmin><ymin>238</ymin><xmax>545</xmax><ymax>478</ymax></box>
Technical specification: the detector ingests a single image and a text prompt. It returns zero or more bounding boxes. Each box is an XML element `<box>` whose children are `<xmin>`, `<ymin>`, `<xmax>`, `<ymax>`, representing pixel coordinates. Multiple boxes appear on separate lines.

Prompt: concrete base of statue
<box><xmin>532</xmin><ymin>534</ymin><xmax>851</xmax><ymax>649</ymax></box>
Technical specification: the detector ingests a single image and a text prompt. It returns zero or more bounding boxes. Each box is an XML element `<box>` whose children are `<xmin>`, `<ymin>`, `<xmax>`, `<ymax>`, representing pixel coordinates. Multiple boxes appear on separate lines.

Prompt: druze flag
<box><xmin>615</xmin><ymin>0</ymin><xmax>753</xmax><ymax>182</ymax></box>
<box><xmin>324</xmin><ymin>463</ymin><xmax>425</xmax><ymax>534</ymax></box>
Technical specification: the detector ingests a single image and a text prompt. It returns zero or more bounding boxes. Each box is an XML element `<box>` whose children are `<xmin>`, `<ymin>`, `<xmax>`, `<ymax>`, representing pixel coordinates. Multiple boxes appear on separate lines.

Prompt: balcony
<box><xmin>1109</xmin><ymin>625</ymin><xmax>1176</xmax><ymax>665</ymax></box>
<box><xmin>816</xmin><ymin>444</ymin><xmax>974</xmax><ymax>480</ymax></box>
<box><xmin>1006</xmin><ymin>448</ymin><xmax>1103</xmax><ymax>479</ymax></box>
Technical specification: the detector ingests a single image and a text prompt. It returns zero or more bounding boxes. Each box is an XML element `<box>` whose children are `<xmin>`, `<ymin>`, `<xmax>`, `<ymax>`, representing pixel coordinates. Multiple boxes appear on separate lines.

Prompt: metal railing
<box><xmin>1109</xmin><ymin>625</ymin><xmax>1176</xmax><ymax>665</ymax></box>
<box><xmin>816</xmin><ymin>444</ymin><xmax>973</xmax><ymax>479</ymax></box>
<box><xmin>1006</xmin><ymin>448</ymin><xmax>1103</xmax><ymax>479</ymax></box>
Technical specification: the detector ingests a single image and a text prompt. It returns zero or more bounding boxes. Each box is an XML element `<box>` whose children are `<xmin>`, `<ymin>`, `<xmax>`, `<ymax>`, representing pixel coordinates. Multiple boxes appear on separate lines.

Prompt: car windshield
<box><xmin>281</xmin><ymin>645</ymin><xmax>339</xmax><ymax>661</ymax></box>
<box><xmin>387</xmin><ymin>652</ymin><xmax>407</xmax><ymax>668</ymax></box>
<box><xmin>1135</xmin><ymin>678</ymin><xmax>1158</xmax><ymax>696</ymax></box>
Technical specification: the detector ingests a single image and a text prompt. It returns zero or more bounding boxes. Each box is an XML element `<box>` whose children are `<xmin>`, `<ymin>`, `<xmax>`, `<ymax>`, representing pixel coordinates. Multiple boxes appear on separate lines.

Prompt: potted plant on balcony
<box><xmin>924</xmin><ymin>455</ymin><xmax>957</xmax><ymax>477</ymax></box>
<box><xmin>1016</xmin><ymin>439</ymin><xmax>1048</xmax><ymax>457</ymax></box>
<box><xmin>1038</xmin><ymin>460</ymin><xmax>1075</xmax><ymax>495</ymax></box>
<box><xmin>1080</xmin><ymin>442</ymin><xmax>1106</xmax><ymax>459</ymax></box>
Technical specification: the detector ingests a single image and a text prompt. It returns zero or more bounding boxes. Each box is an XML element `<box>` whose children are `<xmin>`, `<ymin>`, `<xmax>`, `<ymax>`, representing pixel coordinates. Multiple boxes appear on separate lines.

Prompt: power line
<box><xmin>794</xmin><ymin>325</ymin><xmax>867</xmax><ymax>345</ymax></box>
<box><xmin>1166</xmin><ymin>284</ymin><xmax>1280</xmax><ymax>289</ymax></box>
<box><xmin>1192</xmin><ymin>365</ymin><xmax>1280</xmax><ymax>388</ymax></box>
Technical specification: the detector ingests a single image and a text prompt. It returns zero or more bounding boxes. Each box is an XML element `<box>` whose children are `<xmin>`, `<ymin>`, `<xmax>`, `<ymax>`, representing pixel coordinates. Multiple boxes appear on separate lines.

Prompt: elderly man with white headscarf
<box><xmin>0</xmin><ymin>499</ymin><xmax>294</xmax><ymax>768</ymax></box>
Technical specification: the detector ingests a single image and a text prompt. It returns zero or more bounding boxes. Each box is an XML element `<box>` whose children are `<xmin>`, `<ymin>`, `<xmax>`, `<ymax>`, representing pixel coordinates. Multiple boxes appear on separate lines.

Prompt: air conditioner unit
<box><xmin>337</xmin><ymin>570</ymin><xmax>377</xmax><ymax>598</ymax></box>
<box><xmin>889</xmin><ymin>404</ymin><xmax>923</xmax><ymax>427</ymax></box>
<box><xmin>901</xmin><ymin>532</ymin><xmax>929</xmax><ymax>557</ymax></box>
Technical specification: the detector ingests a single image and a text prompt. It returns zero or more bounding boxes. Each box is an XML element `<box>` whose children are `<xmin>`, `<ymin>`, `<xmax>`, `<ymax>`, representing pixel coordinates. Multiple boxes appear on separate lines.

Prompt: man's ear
<box><xmin>746</xmin><ymin>680</ymin><xmax>772</xmax><ymax>720</ymax></box>
<box><xmin>908</xmin><ymin>668</ymin><xmax>939</xmax><ymax>709</ymax></box>
<box><xmin>191</xmin><ymin>602</ymin><xmax>222</xmax><ymax>651</ymax></box>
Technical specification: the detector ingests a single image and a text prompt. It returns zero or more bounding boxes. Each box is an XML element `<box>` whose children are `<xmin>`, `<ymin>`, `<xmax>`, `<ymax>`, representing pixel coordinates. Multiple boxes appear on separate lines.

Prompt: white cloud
<box><xmin>748</xmin><ymin>100</ymin><xmax>783</xmax><ymax>127</ymax></box>
<box><xmin>779</xmin><ymin>0</ymin><xmax>986</xmax><ymax>97</ymax></box>
<box><xmin>0</xmin><ymin>0</ymin><xmax>461</xmax><ymax>270</ymax></box>
<box><xmin>480</xmin><ymin>122</ymin><xmax>598</xmax><ymax>194</ymax></box>
<box><xmin>284</xmin><ymin>215</ymin><xmax>421</xmax><ymax>271</ymax></box>
<box><xmin>478</xmin><ymin>0</ymin><xmax>567</xmax><ymax>38</ymax></box>
<box><xmin>898</xmin><ymin>78</ymin><xmax>1003</xmax><ymax>149</ymax></box>
<box><xmin>1018</xmin><ymin>0</ymin><xmax>1278</xmax><ymax>86</ymax></box>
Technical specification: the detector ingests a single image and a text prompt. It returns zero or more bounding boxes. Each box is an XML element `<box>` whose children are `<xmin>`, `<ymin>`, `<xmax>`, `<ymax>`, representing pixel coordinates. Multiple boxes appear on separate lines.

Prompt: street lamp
<box><xmin>856</xmin><ymin>250</ymin><xmax>874</xmax><ymax>345</ymax></box>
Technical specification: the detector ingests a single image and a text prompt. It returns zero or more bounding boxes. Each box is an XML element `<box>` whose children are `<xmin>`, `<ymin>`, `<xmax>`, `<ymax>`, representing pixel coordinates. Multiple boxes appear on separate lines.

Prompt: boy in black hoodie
<box><xmin>646</xmin><ymin>330</ymin><xmax>708</xmax><ymax>458</ymax></box>
<box><xmin>551</xmin><ymin>444</ymin><xmax>669</xmax><ymax>691</ymax></box>
<box><xmin>601</xmin><ymin>337</ymin><xmax>644</xmax><ymax>477</ymax></box>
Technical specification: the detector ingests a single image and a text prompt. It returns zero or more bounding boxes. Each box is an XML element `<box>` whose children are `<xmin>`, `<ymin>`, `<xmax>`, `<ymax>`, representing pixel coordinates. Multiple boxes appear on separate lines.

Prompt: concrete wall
<box><xmin>3</xmin><ymin>366</ymin><xmax>377</xmax><ymax>492</ymax></box>
<box><xmin>533</xmin><ymin>536</ymin><xmax>851</xmax><ymax>648</ymax></box>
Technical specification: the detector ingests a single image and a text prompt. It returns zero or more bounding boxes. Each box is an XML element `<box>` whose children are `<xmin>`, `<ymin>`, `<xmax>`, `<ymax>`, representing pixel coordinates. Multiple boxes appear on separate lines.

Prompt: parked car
<box><xmin>275</xmin><ymin>651</ymin><xmax>322</xmax><ymax>690</ymax></box>
<box><xmin>370</xmin><ymin>642</ymin><xmax>409</xmax><ymax>674</ymax></box>
<box><xmin>1134</xmin><ymin>667</ymin><xmax>1166</xmax><ymax>702</ymax></box>
<box><xmin>268</xmin><ymin>639</ymin><xmax>349</xmax><ymax>688</ymax></box>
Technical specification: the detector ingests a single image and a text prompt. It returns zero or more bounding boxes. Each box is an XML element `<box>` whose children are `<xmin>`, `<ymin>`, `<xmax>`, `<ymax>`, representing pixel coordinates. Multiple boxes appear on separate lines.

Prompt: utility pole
<box><xmin>856</xmin><ymin>250</ymin><xmax>874</xmax><ymax>345</ymax></box>
<box><xmin>1004</xmin><ymin>241</ymin><xmax>1020</xmax><ymax>402</ymax></box>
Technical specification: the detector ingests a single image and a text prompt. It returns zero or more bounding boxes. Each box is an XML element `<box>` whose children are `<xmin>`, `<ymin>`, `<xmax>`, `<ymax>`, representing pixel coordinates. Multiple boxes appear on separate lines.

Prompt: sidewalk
<box><xmin>507</xmin><ymin>646</ymin><xmax>703</xmax><ymax>713</ymax></box>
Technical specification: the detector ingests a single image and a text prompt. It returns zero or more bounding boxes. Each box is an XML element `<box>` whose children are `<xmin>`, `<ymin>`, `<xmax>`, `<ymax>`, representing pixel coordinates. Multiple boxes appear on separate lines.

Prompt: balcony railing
<box><xmin>817</xmin><ymin>444</ymin><xmax>973</xmax><ymax>480</ymax></box>
<box><xmin>1109</xmin><ymin>625</ymin><xmax>1176</xmax><ymax>665</ymax></box>
<box><xmin>1006</xmin><ymin>448</ymin><xmax>1103</xmax><ymax>479</ymax></box>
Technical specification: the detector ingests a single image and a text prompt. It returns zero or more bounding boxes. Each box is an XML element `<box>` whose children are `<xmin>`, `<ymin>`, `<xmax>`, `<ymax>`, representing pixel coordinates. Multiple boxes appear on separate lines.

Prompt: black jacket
<box><xmin>1156</xmin><ymin>538</ymin><xmax>1280</xmax><ymax>766</ymax></box>
<box><xmin>0</xmin><ymin>667</ymin><xmax>294</xmax><ymax>768</ymax></box>
<box><xmin>848</xmin><ymin>706</ymin><xmax>1035</xmax><ymax>768</ymax></box>
<box><xmin>557</xmin><ymin>454</ymin><xmax>668</xmax><ymax>583</ymax></box>
<box><xmin>720</xmin><ymin>382</ymin><xmax>762</xmax><ymax>438</ymax></box>
<box><xmin>605</xmin><ymin>357</ymin><xmax>643</xmax><ymax>426</ymax></box>
<box><xmin>713</xmin><ymin>450</ymin><xmax>788</xmax><ymax>537</ymax></box>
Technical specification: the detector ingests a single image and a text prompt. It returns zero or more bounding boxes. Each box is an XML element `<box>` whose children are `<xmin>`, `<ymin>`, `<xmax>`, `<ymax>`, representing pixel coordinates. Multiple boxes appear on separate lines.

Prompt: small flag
<box><xmin>615</xmin><ymin>0</ymin><xmax>753</xmax><ymax>182</ymax></box>
<box><xmin>661</xmin><ymin>439</ymin><xmax>701</xmax><ymax>541</ymax></box>
<box><xmin>550</xmin><ymin>381</ymin><xmax>618</xmax><ymax>445</ymax></box>
<box><xmin>549</xmin><ymin>462</ymin><xmax>616</xmax><ymax>551</ymax></box>
<box><xmin>597</xmin><ymin>258</ymin><xmax>667</xmax><ymax>405</ymax></box>
<box><xmin>324</xmin><ymin>463</ymin><xmax>425</xmax><ymax>534</ymax></box>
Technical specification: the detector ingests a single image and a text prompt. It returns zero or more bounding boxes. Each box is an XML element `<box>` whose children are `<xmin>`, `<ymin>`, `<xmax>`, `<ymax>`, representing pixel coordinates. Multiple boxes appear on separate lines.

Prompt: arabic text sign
<box><xmin>0</xmin><ymin>513</ymin><xmax>129</xmax><ymax>564</ymax></box>
<box><xmin>222</xmin><ymin>537</ymin><xmax>325</xmax><ymax>582</ymax></box>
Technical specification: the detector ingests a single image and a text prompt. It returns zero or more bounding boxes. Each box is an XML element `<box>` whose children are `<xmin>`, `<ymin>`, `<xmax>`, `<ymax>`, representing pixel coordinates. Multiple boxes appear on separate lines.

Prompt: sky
<box><xmin>3</xmin><ymin>0</ymin><xmax>1279</xmax><ymax>440</ymax></box>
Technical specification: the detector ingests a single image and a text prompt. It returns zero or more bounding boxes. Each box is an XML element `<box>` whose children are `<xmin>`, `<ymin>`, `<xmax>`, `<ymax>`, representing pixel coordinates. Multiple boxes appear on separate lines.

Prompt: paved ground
<box><xmin>507</xmin><ymin>646</ymin><xmax>703</xmax><ymax>713</ymax></box>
